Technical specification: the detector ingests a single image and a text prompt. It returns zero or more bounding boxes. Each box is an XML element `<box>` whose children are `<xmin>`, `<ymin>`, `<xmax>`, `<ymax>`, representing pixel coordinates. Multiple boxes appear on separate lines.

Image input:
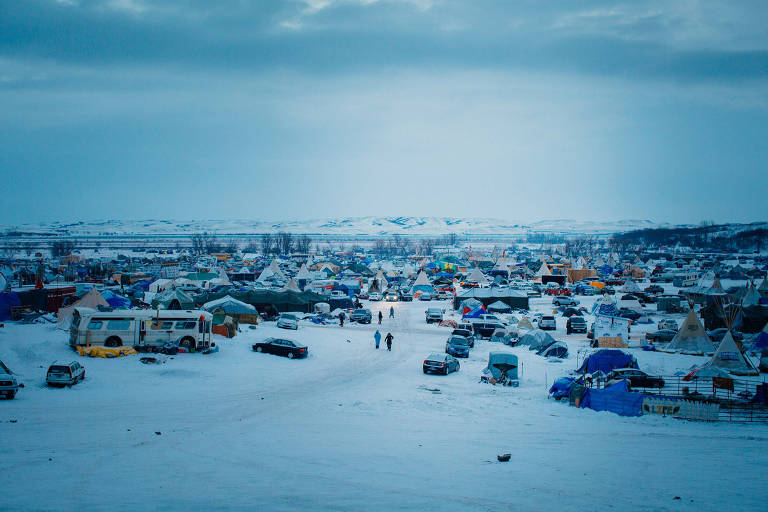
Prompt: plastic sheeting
<box><xmin>580</xmin><ymin>380</ymin><xmax>643</xmax><ymax>417</ymax></box>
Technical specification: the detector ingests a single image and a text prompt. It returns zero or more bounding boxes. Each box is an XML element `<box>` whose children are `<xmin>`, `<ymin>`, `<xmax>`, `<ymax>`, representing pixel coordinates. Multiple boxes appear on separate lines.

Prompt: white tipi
<box><xmin>667</xmin><ymin>309</ymin><xmax>714</xmax><ymax>354</ymax></box>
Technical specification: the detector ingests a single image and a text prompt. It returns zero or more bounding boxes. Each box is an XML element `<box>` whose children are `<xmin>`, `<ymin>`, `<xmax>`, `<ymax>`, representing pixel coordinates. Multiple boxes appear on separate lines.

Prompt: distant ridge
<box><xmin>1</xmin><ymin>217</ymin><xmax>666</xmax><ymax>236</ymax></box>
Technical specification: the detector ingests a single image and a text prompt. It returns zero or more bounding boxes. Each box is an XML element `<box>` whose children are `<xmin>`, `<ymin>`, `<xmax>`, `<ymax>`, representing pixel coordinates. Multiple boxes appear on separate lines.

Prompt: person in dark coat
<box><xmin>339</xmin><ymin>311</ymin><xmax>345</xmax><ymax>327</ymax></box>
<box><xmin>389</xmin><ymin>306</ymin><xmax>394</xmax><ymax>318</ymax></box>
<box><xmin>385</xmin><ymin>332</ymin><xmax>393</xmax><ymax>351</ymax></box>
<box><xmin>378</xmin><ymin>311</ymin><xmax>383</xmax><ymax>324</ymax></box>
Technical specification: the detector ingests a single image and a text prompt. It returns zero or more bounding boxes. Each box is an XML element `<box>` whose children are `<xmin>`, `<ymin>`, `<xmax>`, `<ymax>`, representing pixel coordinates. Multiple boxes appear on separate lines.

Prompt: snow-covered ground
<box><xmin>1</xmin><ymin>296</ymin><xmax>767</xmax><ymax>511</ymax></box>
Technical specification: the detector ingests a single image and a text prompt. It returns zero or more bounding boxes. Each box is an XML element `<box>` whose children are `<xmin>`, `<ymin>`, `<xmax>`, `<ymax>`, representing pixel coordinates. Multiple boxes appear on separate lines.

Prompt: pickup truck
<box><xmin>425</xmin><ymin>308</ymin><xmax>443</xmax><ymax>323</ymax></box>
<box><xmin>0</xmin><ymin>360</ymin><xmax>21</xmax><ymax>399</ymax></box>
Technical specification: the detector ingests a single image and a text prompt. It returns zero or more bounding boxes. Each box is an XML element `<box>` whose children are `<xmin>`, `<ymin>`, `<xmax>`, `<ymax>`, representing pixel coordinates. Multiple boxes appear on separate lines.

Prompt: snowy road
<box><xmin>2</xmin><ymin>299</ymin><xmax>768</xmax><ymax>511</ymax></box>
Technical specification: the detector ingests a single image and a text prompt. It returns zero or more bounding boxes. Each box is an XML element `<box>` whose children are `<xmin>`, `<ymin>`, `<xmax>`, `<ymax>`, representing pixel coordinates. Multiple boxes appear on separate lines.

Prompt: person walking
<box><xmin>378</xmin><ymin>311</ymin><xmax>383</xmax><ymax>324</ymax></box>
<box><xmin>374</xmin><ymin>330</ymin><xmax>381</xmax><ymax>349</ymax></box>
<box><xmin>339</xmin><ymin>311</ymin><xmax>345</xmax><ymax>327</ymax></box>
<box><xmin>385</xmin><ymin>332</ymin><xmax>393</xmax><ymax>351</ymax></box>
<box><xmin>389</xmin><ymin>306</ymin><xmax>394</xmax><ymax>319</ymax></box>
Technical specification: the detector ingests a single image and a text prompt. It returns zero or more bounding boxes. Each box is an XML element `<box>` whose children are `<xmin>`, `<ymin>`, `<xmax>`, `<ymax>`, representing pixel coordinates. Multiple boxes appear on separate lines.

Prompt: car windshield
<box><xmin>280</xmin><ymin>315</ymin><xmax>297</xmax><ymax>321</ymax></box>
<box><xmin>427</xmin><ymin>354</ymin><xmax>445</xmax><ymax>361</ymax></box>
<box><xmin>49</xmin><ymin>366</ymin><xmax>70</xmax><ymax>373</ymax></box>
<box><xmin>450</xmin><ymin>337</ymin><xmax>469</xmax><ymax>346</ymax></box>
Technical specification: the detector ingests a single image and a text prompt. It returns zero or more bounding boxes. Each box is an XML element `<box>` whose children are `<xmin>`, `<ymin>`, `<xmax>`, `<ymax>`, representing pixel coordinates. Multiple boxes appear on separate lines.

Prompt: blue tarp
<box><xmin>0</xmin><ymin>292</ymin><xmax>21</xmax><ymax>321</ymax></box>
<box><xmin>577</xmin><ymin>349</ymin><xmax>638</xmax><ymax>374</ymax></box>
<box><xmin>101</xmin><ymin>290</ymin><xmax>132</xmax><ymax>309</ymax></box>
<box><xmin>549</xmin><ymin>377</ymin><xmax>575</xmax><ymax>399</ymax></box>
<box><xmin>580</xmin><ymin>380</ymin><xmax>643</xmax><ymax>417</ymax></box>
<box><xmin>749</xmin><ymin>332</ymin><xmax>768</xmax><ymax>352</ymax></box>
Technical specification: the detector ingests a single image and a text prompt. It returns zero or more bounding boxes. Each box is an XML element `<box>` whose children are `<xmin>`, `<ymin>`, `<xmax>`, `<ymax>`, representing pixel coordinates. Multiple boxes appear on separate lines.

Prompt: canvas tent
<box><xmin>280</xmin><ymin>279</ymin><xmax>301</xmax><ymax>293</ymax></box>
<box><xmin>518</xmin><ymin>329</ymin><xmax>555</xmax><ymax>351</ymax></box>
<box><xmin>705</xmin><ymin>330</ymin><xmax>759</xmax><ymax>376</ymax></box>
<box><xmin>151</xmin><ymin>289</ymin><xmax>195</xmax><ymax>310</ymax></box>
<box><xmin>57</xmin><ymin>288</ymin><xmax>109</xmax><ymax>327</ymax></box>
<box><xmin>486</xmin><ymin>300</ymin><xmax>512</xmax><ymax>313</ymax></box>
<box><xmin>465</xmin><ymin>267</ymin><xmax>489</xmax><ymax>286</ymax></box>
<box><xmin>667</xmin><ymin>309</ymin><xmax>714</xmax><ymax>354</ymax></box>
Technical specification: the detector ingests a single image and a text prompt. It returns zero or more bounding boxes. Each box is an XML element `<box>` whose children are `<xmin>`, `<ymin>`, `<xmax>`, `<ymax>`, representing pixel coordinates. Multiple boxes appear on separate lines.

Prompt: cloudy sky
<box><xmin>1</xmin><ymin>0</ymin><xmax>767</xmax><ymax>225</ymax></box>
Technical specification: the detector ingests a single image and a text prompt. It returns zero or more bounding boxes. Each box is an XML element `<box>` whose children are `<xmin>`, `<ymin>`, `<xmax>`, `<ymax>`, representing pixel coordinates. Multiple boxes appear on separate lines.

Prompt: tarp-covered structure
<box><xmin>580</xmin><ymin>380</ymin><xmax>643</xmax><ymax>417</ymax></box>
<box><xmin>194</xmin><ymin>289</ymin><xmax>327</xmax><ymax>314</ymax></box>
<box><xmin>577</xmin><ymin>349</ymin><xmax>638</xmax><ymax>374</ymax></box>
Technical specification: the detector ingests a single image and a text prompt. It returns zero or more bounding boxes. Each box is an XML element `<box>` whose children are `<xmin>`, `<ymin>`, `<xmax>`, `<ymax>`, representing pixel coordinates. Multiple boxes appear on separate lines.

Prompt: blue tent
<box><xmin>549</xmin><ymin>377</ymin><xmax>575</xmax><ymax>399</ymax></box>
<box><xmin>0</xmin><ymin>292</ymin><xmax>21</xmax><ymax>321</ymax></box>
<box><xmin>580</xmin><ymin>380</ymin><xmax>643</xmax><ymax>417</ymax></box>
<box><xmin>101</xmin><ymin>290</ymin><xmax>132</xmax><ymax>309</ymax></box>
<box><xmin>462</xmin><ymin>305</ymin><xmax>486</xmax><ymax>319</ymax></box>
<box><xmin>577</xmin><ymin>349</ymin><xmax>638</xmax><ymax>374</ymax></box>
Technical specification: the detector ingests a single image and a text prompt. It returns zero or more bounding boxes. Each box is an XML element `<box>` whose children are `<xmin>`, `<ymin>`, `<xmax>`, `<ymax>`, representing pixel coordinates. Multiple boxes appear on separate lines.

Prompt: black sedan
<box><xmin>645</xmin><ymin>329</ymin><xmax>677</xmax><ymax>343</ymax></box>
<box><xmin>618</xmin><ymin>308</ymin><xmax>642</xmax><ymax>321</ymax></box>
<box><xmin>606</xmin><ymin>368</ymin><xmax>665</xmax><ymax>389</ymax></box>
<box><xmin>423</xmin><ymin>353</ymin><xmax>460</xmax><ymax>375</ymax></box>
<box><xmin>644</xmin><ymin>285</ymin><xmax>664</xmax><ymax>294</ymax></box>
<box><xmin>252</xmin><ymin>337</ymin><xmax>308</xmax><ymax>359</ymax></box>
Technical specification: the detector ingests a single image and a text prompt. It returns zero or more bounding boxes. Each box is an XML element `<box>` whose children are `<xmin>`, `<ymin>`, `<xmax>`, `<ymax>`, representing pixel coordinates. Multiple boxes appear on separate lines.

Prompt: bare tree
<box><xmin>50</xmin><ymin>239</ymin><xmax>77</xmax><ymax>258</ymax></box>
<box><xmin>295</xmin><ymin>234</ymin><xmax>312</xmax><ymax>253</ymax></box>
<box><xmin>276</xmin><ymin>232</ymin><xmax>294</xmax><ymax>255</ymax></box>
<box><xmin>225</xmin><ymin>238</ymin><xmax>239</xmax><ymax>254</ymax></box>
<box><xmin>260</xmin><ymin>233</ymin><xmax>274</xmax><ymax>255</ymax></box>
<box><xmin>420</xmin><ymin>238</ymin><xmax>435</xmax><ymax>256</ymax></box>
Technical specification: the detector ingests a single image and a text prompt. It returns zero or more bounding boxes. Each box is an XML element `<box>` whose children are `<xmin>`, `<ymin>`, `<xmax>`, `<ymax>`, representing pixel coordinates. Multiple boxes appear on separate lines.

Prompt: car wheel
<box><xmin>256</xmin><ymin>346</ymin><xmax>263</xmax><ymax>352</ymax></box>
<box><xmin>8</xmin><ymin>391</ymin><xmax>15</xmax><ymax>399</ymax></box>
<box><xmin>105</xmin><ymin>336</ymin><xmax>121</xmax><ymax>348</ymax></box>
<box><xmin>444</xmin><ymin>367</ymin><xmax>449</xmax><ymax>375</ymax></box>
<box><xmin>287</xmin><ymin>352</ymin><xmax>294</xmax><ymax>359</ymax></box>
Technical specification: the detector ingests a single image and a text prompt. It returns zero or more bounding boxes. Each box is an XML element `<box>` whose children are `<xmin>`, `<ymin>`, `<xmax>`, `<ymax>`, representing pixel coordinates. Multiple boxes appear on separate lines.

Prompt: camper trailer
<box><xmin>69</xmin><ymin>307</ymin><xmax>214</xmax><ymax>351</ymax></box>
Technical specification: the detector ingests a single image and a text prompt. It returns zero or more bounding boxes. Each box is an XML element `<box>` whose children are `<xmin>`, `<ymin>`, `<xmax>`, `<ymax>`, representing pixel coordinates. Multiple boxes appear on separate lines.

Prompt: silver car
<box><xmin>276</xmin><ymin>313</ymin><xmax>299</xmax><ymax>330</ymax></box>
<box><xmin>46</xmin><ymin>361</ymin><xmax>86</xmax><ymax>387</ymax></box>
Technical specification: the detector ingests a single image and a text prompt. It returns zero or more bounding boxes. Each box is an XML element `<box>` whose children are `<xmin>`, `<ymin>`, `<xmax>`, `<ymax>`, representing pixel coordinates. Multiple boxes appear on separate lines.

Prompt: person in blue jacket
<box><xmin>374</xmin><ymin>330</ymin><xmax>381</xmax><ymax>349</ymax></box>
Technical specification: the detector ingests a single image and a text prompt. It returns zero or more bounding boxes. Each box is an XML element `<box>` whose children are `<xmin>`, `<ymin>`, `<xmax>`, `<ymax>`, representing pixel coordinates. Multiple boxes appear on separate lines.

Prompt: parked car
<box><xmin>356</xmin><ymin>292</ymin><xmax>370</xmax><ymax>300</ymax></box>
<box><xmin>0</xmin><ymin>360</ymin><xmax>21</xmax><ymax>399</ymax></box>
<box><xmin>606</xmin><ymin>368</ymin><xmax>665</xmax><ymax>389</ymax></box>
<box><xmin>276</xmin><ymin>313</ymin><xmax>299</xmax><ymax>330</ymax></box>
<box><xmin>645</xmin><ymin>329</ymin><xmax>677</xmax><ymax>343</ymax></box>
<box><xmin>423</xmin><ymin>353</ymin><xmax>460</xmax><ymax>375</ymax></box>
<box><xmin>425</xmin><ymin>307</ymin><xmax>443</xmax><ymax>323</ymax></box>
<box><xmin>330</xmin><ymin>290</ymin><xmax>347</xmax><ymax>298</ymax></box>
<box><xmin>419</xmin><ymin>292</ymin><xmax>433</xmax><ymax>301</ymax></box>
<box><xmin>46</xmin><ymin>361</ymin><xmax>86</xmax><ymax>387</ymax></box>
<box><xmin>252</xmin><ymin>337</ymin><xmax>308</xmax><ymax>359</ymax></box>
<box><xmin>618</xmin><ymin>308</ymin><xmax>641</xmax><ymax>321</ymax></box>
<box><xmin>400</xmin><ymin>292</ymin><xmax>413</xmax><ymax>302</ymax></box>
<box><xmin>657</xmin><ymin>319</ymin><xmax>679</xmax><ymax>330</ymax></box>
<box><xmin>473</xmin><ymin>321</ymin><xmax>506</xmax><ymax>340</ymax></box>
<box><xmin>539</xmin><ymin>315</ymin><xmax>556</xmax><ymax>330</ymax></box>
<box><xmin>384</xmin><ymin>291</ymin><xmax>400</xmax><ymax>302</ymax></box>
<box><xmin>451</xmin><ymin>328</ymin><xmax>475</xmax><ymax>347</ymax></box>
<box><xmin>436</xmin><ymin>290</ymin><xmax>453</xmax><ymax>300</ymax></box>
<box><xmin>349</xmin><ymin>309</ymin><xmax>372</xmax><ymax>324</ymax></box>
<box><xmin>644</xmin><ymin>285</ymin><xmax>665</xmax><ymax>295</ymax></box>
<box><xmin>368</xmin><ymin>292</ymin><xmax>382</xmax><ymax>301</ymax></box>
<box><xmin>445</xmin><ymin>335</ymin><xmax>471</xmax><ymax>357</ymax></box>
<box><xmin>553</xmin><ymin>296</ymin><xmax>579</xmax><ymax>307</ymax></box>
<box><xmin>566</xmin><ymin>316</ymin><xmax>587</xmax><ymax>334</ymax></box>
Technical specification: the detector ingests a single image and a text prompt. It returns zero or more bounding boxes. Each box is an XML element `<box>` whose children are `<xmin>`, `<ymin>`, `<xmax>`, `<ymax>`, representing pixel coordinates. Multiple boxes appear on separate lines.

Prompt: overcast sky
<box><xmin>1</xmin><ymin>0</ymin><xmax>767</xmax><ymax>226</ymax></box>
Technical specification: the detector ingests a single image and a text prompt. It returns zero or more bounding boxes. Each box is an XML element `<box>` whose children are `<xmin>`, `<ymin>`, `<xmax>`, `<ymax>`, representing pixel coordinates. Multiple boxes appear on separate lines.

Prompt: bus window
<box><xmin>107</xmin><ymin>319</ymin><xmax>131</xmax><ymax>330</ymax></box>
<box><xmin>151</xmin><ymin>321</ymin><xmax>173</xmax><ymax>330</ymax></box>
<box><xmin>175</xmin><ymin>321</ymin><xmax>196</xmax><ymax>330</ymax></box>
<box><xmin>87</xmin><ymin>320</ymin><xmax>103</xmax><ymax>330</ymax></box>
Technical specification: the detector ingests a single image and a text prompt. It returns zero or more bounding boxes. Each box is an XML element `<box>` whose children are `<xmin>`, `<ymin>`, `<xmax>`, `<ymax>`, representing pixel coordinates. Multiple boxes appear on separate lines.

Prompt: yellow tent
<box><xmin>589</xmin><ymin>281</ymin><xmax>605</xmax><ymax>290</ymax></box>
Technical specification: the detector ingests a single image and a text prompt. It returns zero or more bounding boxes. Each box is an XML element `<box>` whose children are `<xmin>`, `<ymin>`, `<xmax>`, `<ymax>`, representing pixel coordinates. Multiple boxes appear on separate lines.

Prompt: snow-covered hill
<box><xmin>0</xmin><ymin>217</ymin><xmax>666</xmax><ymax>236</ymax></box>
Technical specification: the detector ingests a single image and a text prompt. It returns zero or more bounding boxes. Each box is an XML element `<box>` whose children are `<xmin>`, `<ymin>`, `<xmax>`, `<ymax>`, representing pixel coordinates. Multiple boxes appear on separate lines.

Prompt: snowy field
<box><xmin>1</xmin><ymin>296</ymin><xmax>768</xmax><ymax>511</ymax></box>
